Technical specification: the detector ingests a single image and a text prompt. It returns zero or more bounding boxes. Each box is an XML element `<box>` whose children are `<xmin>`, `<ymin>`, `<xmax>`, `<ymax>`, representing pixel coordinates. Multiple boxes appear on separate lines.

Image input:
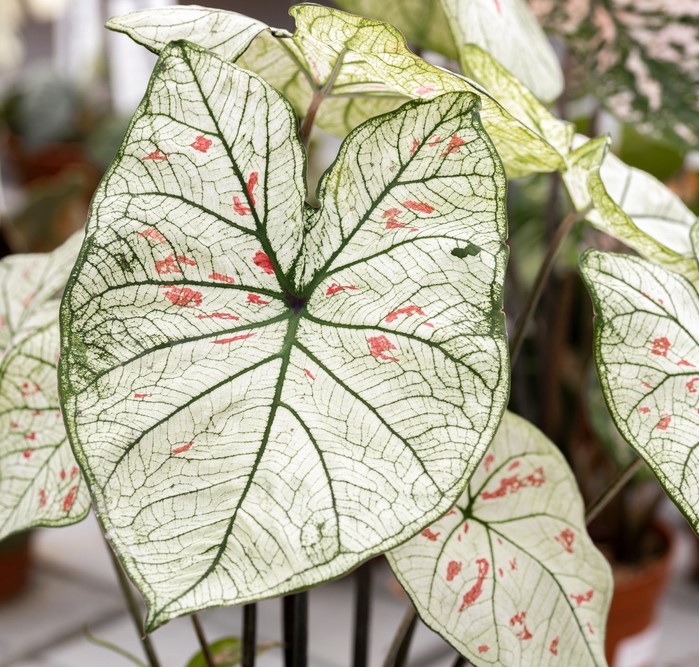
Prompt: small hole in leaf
<box><xmin>452</xmin><ymin>244</ymin><xmax>482</xmax><ymax>258</ymax></box>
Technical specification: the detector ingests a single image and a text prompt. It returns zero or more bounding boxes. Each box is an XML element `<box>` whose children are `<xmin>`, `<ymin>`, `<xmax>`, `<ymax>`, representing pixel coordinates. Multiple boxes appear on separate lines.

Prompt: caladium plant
<box><xmin>3</xmin><ymin>1</ymin><xmax>699</xmax><ymax>666</ymax></box>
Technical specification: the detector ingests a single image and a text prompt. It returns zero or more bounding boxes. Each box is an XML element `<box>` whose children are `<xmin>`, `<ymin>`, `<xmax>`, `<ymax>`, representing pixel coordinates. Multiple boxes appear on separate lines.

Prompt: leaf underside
<box><xmin>388</xmin><ymin>412</ymin><xmax>612</xmax><ymax>667</ymax></box>
<box><xmin>60</xmin><ymin>41</ymin><xmax>509</xmax><ymax>629</ymax></box>
<box><xmin>580</xmin><ymin>250</ymin><xmax>699</xmax><ymax>535</ymax></box>
<box><xmin>0</xmin><ymin>234</ymin><xmax>89</xmax><ymax>540</ymax></box>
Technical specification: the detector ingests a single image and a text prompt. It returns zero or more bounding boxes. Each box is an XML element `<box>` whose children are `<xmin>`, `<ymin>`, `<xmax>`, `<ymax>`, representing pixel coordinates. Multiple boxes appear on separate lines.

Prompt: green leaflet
<box><xmin>533</xmin><ymin>0</ymin><xmax>699</xmax><ymax>149</ymax></box>
<box><xmin>0</xmin><ymin>234</ymin><xmax>89</xmax><ymax>540</ymax></box>
<box><xmin>388</xmin><ymin>412</ymin><xmax>611</xmax><ymax>667</ymax></box>
<box><xmin>59</xmin><ymin>42</ymin><xmax>509</xmax><ymax>629</ymax></box>
<box><xmin>564</xmin><ymin>135</ymin><xmax>699</xmax><ymax>283</ymax></box>
<box><xmin>336</xmin><ymin>0</ymin><xmax>564</xmax><ymax>102</ymax></box>
<box><xmin>580</xmin><ymin>250</ymin><xmax>699</xmax><ymax>534</ymax></box>
<box><xmin>106</xmin><ymin>3</ymin><xmax>566</xmax><ymax>178</ymax></box>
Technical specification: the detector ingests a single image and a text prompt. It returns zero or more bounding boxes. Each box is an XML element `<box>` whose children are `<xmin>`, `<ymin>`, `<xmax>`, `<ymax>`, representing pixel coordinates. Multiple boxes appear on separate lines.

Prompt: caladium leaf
<box><xmin>106</xmin><ymin>4</ymin><xmax>566</xmax><ymax>178</ymax></box>
<box><xmin>564</xmin><ymin>135</ymin><xmax>699</xmax><ymax>283</ymax></box>
<box><xmin>0</xmin><ymin>234</ymin><xmax>89</xmax><ymax>540</ymax></box>
<box><xmin>59</xmin><ymin>41</ymin><xmax>509</xmax><ymax>629</ymax></box>
<box><xmin>580</xmin><ymin>250</ymin><xmax>699</xmax><ymax>534</ymax></box>
<box><xmin>531</xmin><ymin>0</ymin><xmax>699</xmax><ymax>148</ymax></box>
<box><xmin>387</xmin><ymin>411</ymin><xmax>612</xmax><ymax>667</ymax></box>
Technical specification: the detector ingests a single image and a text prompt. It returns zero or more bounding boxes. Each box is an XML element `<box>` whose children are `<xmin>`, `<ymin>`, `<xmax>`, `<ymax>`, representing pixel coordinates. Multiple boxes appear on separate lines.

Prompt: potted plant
<box><xmin>1</xmin><ymin>1</ymin><xmax>698</xmax><ymax>666</ymax></box>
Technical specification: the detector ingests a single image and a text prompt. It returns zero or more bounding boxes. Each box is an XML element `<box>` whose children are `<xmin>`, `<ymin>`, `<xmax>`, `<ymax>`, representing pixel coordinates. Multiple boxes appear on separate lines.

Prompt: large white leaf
<box><xmin>0</xmin><ymin>234</ymin><xmax>89</xmax><ymax>540</ymax></box>
<box><xmin>106</xmin><ymin>4</ymin><xmax>566</xmax><ymax>178</ymax></box>
<box><xmin>388</xmin><ymin>412</ymin><xmax>612</xmax><ymax>667</ymax></box>
<box><xmin>59</xmin><ymin>42</ymin><xmax>509</xmax><ymax>629</ymax></box>
<box><xmin>564</xmin><ymin>135</ymin><xmax>699</xmax><ymax>282</ymax></box>
<box><xmin>580</xmin><ymin>250</ymin><xmax>699</xmax><ymax>533</ymax></box>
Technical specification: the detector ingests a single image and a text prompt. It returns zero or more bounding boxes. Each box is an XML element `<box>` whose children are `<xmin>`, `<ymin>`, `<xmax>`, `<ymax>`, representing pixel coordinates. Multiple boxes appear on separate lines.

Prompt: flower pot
<box><xmin>0</xmin><ymin>531</ymin><xmax>32</xmax><ymax>603</ymax></box>
<box><xmin>605</xmin><ymin>522</ymin><xmax>673</xmax><ymax>667</ymax></box>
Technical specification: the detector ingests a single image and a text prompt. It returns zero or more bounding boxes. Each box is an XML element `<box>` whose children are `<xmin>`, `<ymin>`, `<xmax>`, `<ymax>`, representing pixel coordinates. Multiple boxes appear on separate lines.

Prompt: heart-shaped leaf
<box><xmin>387</xmin><ymin>411</ymin><xmax>612</xmax><ymax>667</ymax></box>
<box><xmin>564</xmin><ymin>135</ymin><xmax>699</xmax><ymax>282</ymax></box>
<box><xmin>580</xmin><ymin>250</ymin><xmax>699</xmax><ymax>534</ymax></box>
<box><xmin>59</xmin><ymin>41</ymin><xmax>509</xmax><ymax>629</ymax></box>
<box><xmin>0</xmin><ymin>234</ymin><xmax>89</xmax><ymax>540</ymax></box>
<box><xmin>106</xmin><ymin>4</ymin><xmax>566</xmax><ymax>178</ymax></box>
<box><xmin>532</xmin><ymin>0</ymin><xmax>699</xmax><ymax>148</ymax></box>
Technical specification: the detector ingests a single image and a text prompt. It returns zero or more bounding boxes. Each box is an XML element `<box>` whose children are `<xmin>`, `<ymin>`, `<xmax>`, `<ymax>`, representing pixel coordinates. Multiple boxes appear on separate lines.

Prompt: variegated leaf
<box><xmin>387</xmin><ymin>411</ymin><xmax>612</xmax><ymax>667</ymax></box>
<box><xmin>531</xmin><ymin>0</ymin><xmax>699</xmax><ymax>148</ymax></box>
<box><xmin>564</xmin><ymin>135</ymin><xmax>699</xmax><ymax>282</ymax></box>
<box><xmin>580</xmin><ymin>250</ymin><xmax>699</xmax><ymax>533</ymax></box>
<box><xmin>0</xmin><ymin>234</ymin><xmax>89</xmax><ymax>540</ymax></box>
<box><xmin>59</xmin><ymin>42</ymin><xmax>509</xmax><ymax>629</ymax></box>
<box><xmin>106</xmin><ymin>4</ymin><xmax>566</xmax><ymax>178</ymax></box>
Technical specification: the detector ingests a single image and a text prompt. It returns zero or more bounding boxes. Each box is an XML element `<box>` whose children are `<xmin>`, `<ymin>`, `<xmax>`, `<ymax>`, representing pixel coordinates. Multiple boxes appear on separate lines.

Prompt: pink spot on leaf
<box><xmin>382</xmin><ymin>208</ymin><xmax>417</xmax><ymax>232</ymax></box>
<box><xmin>477</xmin><ymin>645</ymin><xmax>489</xmax><ymax>654</ymax></box>
<box><xmin>587</xmin><ymin>623</ymin><xmax>595</xmax><ymax>635</ymax></box>
<box><xmin>446</xmin><ymin>560</ymin><xmax>462</xmax><ymax>581</ymax></box>
<box><xmin>134</xmin><ymin>393</ymin><xmax>152</xmax><ymax>399</ymax></box>
<box><xmin>155</xmin><ymin>254</ymin><xmax>196</xmax><ymax>275</ymax></box>
<box><xmin>657</xmin><ymin>414</ymin><xmax>671</xmax><ymax>430</ymax></box>
<box><xmin>212</xmin><ymin>333</ymin><xmax>256</xmax><ymax>345</ymax></box>
<box><xmin>142</xmin><ymin>149</ymin><xmax>169</xmax><ymax>161</ymax></box>
<box><xmin>304</xmin><ymin>369</ymin><xmax>315</xmax><ymax>381</ymax></box>
<box><xmin>639</xmin><ymin>406</ymin><xmax>651</xmax><ymax>414</ymax></box>
<box><xmin>191</xmin><ymin>135</ymin><xmax>212</xmax><ymax>153</ymax></box>
<box><xmin>555</xmin><ymin>528</ymin><xmax>575</xmax><ymax>554</ymax></box>
<box><xmin>172</xmin><ymin>441</ymin><xmax>194</xmax><ymax>456</ymax></box>
<box><xmin>403</xmin><ymin>200</ymin><xmax>434</xmax><ymax>214</ymax></box>
<box><xmin>679</xmin><ymin>359</ymin><xmax>696</xmax><ymax>368</ymax></box>
<box><xmin>247</xmin><ymin>293</ymin><xmax>270</xmax><ymax>306</ymax></box>
<box><xmin>60</xmin><ymin>469</ymin><xmax>66</xmax><ymax>480</ymax></box>
<box><xmin>510</xmin><ymin>611</ymin><xmax>533</xmax><ymax>640</ymax></box>
<box><xmin>233</xmin><ymin>196</ymin><xmax>251</xmax><ymax>216</ymax></box>
<box><xmin>459</xmin><ymin>559</ymin><xmax>489</xmax><ymax>610</ymax></box>
<box><xmin>415</xmin><ymin>84</ymin><xmax>436</xmax><ymax>97</ymax></box>
<box><xmin>498</xmin><ymin>567</ymin><xmax>504</xmax><ymax>578</ymax></box>
<box><xmin>368</xmin><ymin>335</ymin><xmax>399</xmax><ymax>362</ymax></box>
<box><xmin>409</xmin><ymin>139</ymin><xmax>421</xmax><ymax>156</ymax></box>
<box><xmin>163</xmin><ymin>286</ymin><xmax>203</xmax><ymax>308</ymax></box>
<box><xmin>570</xmin><ymin>589</ymin><xmax>594</xmax><ymax>606</ymax></box>
<box><xmin>62</xmin><ymin>485</ymin><xmax>78</xmax><ymax>512</ymax></box>
<box><xmin>651</xmin><ymin>336</ymin><xmax>671</xmax><ymax>356</ymax></box>
<box><xmin>22</xmin><ymin>450</ymin><xmax>32</xmax><ymax>459</ymax></box>
<box><xmin>480</xmin><ymin>466</ymin><xmax>545</xmax><ymax>500</ymax></box>
<box><xmin>442</xmin><ymin>134</ymin><xmax>467</xmax><ymax>156</ymax></box>
<box><xmin>209</xmin><ymin>272</ymin><xmax>235</xmax><ymax>284</ymax></box>
<box><xmin>38</xmin><ymin>489</ymin><xmax>47</xmax><ymax>508</ymax></box>
<box><xmin>10</xmin><ymin>422</ymin><xmax>19</xmax><ymax>430</ymax></box>
<box><xmin>687</xmin><ymin>378</ymin><xmax>699</xmax><ymax>393</ymax></box>
<box><xmin>510</xmin><ymin>558</ymin><xmax>517</xmax><ymax>571</ymax></box>
<box><xmin>385</xmin><ymin>305</ymin><xmax>427</xmax><ymax>323</ymax></box>
<box><xmin>21</xmin><ymin>382</ymin><xmax>41</xmax><ymax>397</ymax></box>
<box><xmin>421</xmin><ymin>528</ymin><xmax>441</xmax><ymax>541</ymax></box>
<box><xmin>253</xmin><ymin>250</ymin><xmax>275</xmax><ymax>275</ymax></box>
<box><xmin>428</xmin><ymin>135</ymin><xmax>442</xmax><ymax>147</ymax></box>
<box><xmin>549</xmin><ymin>637</ymin><xmax>559</xmax><ymax>656</ymax></box>
<box><xmin>484</xmin><ymin>453</ymin><xmax>495</xmax><ymax>472</ymax></box>
<box><xmin>246</xmin><ymin>172</ymin><xmax>259</xmax><ymax>206</ymax></box>
<box><xmin>197</xmin><ymin>312</ymin><xmax>239</xmax><ymax>321</ymax></box>
<box><xmin>508</xmin><ymin>460</ymin><xmax>521</xmax><ymax>471</ymax></box>
<box><xmin>25</xmin><ymin>432</ymin><xmax>36</xmax><ymax>441</ymax></box>
<box><xmin>493</xmin><ymin>0</ymin><xmax>502</xmax><ymax>14</ymax></box>
<box><xmin>138</xmin><ymin>227</ymin><xmax>166</xmax><ymax>244</ymax></box>
<box><xmin>326</xmin><ymin>283</ymin><xmax>359</xmax><ymax>296</ymax></box>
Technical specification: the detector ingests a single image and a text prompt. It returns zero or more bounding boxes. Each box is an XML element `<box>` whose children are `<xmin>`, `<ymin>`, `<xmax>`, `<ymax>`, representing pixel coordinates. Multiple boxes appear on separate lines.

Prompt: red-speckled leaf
<box><xmin>387</xmin><ymin>412</ymin><xmax>612</xmax><ymax>666</ymax></box>
<box><xmin>59</xmin><ymin>42</ymin><xmax>508</xmax><ymax>629</ymax></box>
<box><xmin>0</xmin><ymin>234</ymin><xmax>89</xmax><ymax>540</ymax></box>
<box><xmin>580</xmin><ymin>250</ymin><xmax>699</xmax><ymax>534</ymax></box>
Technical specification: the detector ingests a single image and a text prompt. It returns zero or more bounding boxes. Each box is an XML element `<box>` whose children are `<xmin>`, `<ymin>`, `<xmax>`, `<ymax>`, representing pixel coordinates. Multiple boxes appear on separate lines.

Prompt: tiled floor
<box><xmin>2</xmin><ymin>510</ymin><xmax>699</xmax><ymax>667</ymax></box>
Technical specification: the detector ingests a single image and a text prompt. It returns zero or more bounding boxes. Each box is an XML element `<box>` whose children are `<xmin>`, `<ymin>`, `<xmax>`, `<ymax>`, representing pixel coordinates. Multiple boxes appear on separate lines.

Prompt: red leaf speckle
<box><xmin>191</xmin><ymin>135</ymin><xmax>212</xmax><ymax>153</ymax></box>
<box><xmin>446</xmin><ymin>560</ymin><xmax>462</xmax><ymax>581</ymax></box>
<box><xmin>253</xmin><ymin>251</ymin><xmax>275</xmax><ymax>275</ymax></box>
<box><xmin>442</xmin><ymin>134</ymin><xmax>467</xmax><ymax>156</ymax></box>
<box><xmin>403</xmin><ymin>200</ymin><xmax>434</xmax><ymax>214</ymax></box>
<box><xmin>163</xmin><ymin>286</ymin><xmax>202</xmax><ymax>308</ymax></box>
<box><xmin>172</xmin><ymin>441</ymin><xmax>194</xmax><ymax>456</ymax></box>
<box><xmin>62</xmin><ymin>485</ymin><xmax>78</xmax><ymax>512</ymax></box>
<box><xmin>209</xmin><ymin>272</ymin><xmax>235</xmax><ymax>284</ymax></box>
<box><xmin>555</xmin><ymin>528</ymin><xmax>575</xmax><ymax>554</ymax></box>
<box><xmin>247</xmin><ymin>293</ymin><xmax>270</xmax><ymax>305</ymax></box>
<box><xmin>212</xmin><ymin>333</ymin><xmax>256</xmax><ymax>345</ymax></box>
<box><xmin>651</xmin><ymin>336</ymin><xmax>671</xmax><ymax>357</ymax></box>
<box><xmin>368</xmin><ymin>335</ymin><xmax>399</xmax><ymax>362</ymax></box>
<box><xmin>421</xmin><ymin>528</ymin><xmax>441</xmax><ymax>541</ymax></box>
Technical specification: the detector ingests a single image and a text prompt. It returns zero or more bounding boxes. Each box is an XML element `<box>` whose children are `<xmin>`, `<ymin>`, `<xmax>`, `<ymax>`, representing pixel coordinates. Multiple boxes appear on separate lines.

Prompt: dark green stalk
<box><xmin>191</xmin><ymin>614</ymin><xmax>215</xmax><ymax>667</ymax></box>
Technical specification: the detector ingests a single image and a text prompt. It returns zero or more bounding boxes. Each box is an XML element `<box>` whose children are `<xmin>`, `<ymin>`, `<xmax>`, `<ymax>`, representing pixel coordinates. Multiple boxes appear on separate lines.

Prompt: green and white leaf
<box><xmin>532</xmin><ymin>0</ymin><xmax>699</xmax><ymax>148</ymax></box>
<box><xmin>564</xmin><ymin>135</ymin><xmax>699</xmax><ymax>282</ymax></box>
<box><xmin>336</xmin><ymin>0</ymin><xmax>564</xmax><ymax>102</ymax></box>
<box><xmin>106</xmin><ymin>4</ymin><xmax>566</xmax><ymax>178</ymax></box>
<box><xmin>580</xmin><ymin>250</ymin><xmax>699</xmax><ymax>534</ymax></box>
<box><xmin>60</xmin><ymin>41</ymin><xmax>509</xmax><ymax>629</ymax></box>
<box><xmin>0</xmin><ymin>233</ymin><xmax>89</xmax><ymax>540</ymax></box>
<box><xmin>388</xmin><ymin>411</ymin><xmax>612</xmax><ymax>667</ymax></box>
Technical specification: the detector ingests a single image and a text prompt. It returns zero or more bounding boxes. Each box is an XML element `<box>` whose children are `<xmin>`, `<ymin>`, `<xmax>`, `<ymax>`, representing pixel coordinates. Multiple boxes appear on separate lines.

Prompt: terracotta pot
<box><xmin>0</xmin><ymin>531</ymin><xmax>33</xmax><ymax>603</ymax></box>
<box><xmin>605</xmin><ymin>523</ymin><xmax>673</xmax><ymax>667</ymax></box>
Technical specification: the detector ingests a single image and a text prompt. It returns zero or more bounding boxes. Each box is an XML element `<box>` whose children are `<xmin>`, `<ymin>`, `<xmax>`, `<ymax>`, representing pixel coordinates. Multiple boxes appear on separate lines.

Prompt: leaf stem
<box><xmin>585</xmin><ymin>457</ymin><xmax>644</xmax><ymax>525</ymax></box>
<box><xmin>352</xmin><ymin>561</ymin><xmax>372</xmax><ymax>667</ymax></box>
<box><xmin>242</xmin><ymin>604</ymin><xmax>257</xmax><ymax>667</ymax></box>
<box><xmin>382</xmin><ymin>606</ymin><xmax>417</xmax><ymax>667</ymax></box>
<box><xmin>510</xmin><ymin>206</ymin><xmax>590</xmax><ymax>366</ymax></box>
<box><xmin>283</xmin><ymin>592</ymin><xmax>308</xmax><ymax>667</ymax></box>
<box><xmin>191</xmin><ymin>613</ymin><xmax>215</xmax><ymax>667</ymax></box>
<box><xmin>299</xmin><ymin>49</ymin><xmax>347</xmax><ymax>150</ymax></box>
<box><xmin>83</xmin><ymin>625</ymin><xmax>147</xmax><ymax>667</ymax></box>
<box><xmin>105</xmin><ymin>543</ymin><xmax>162</xmax><ymax>667</ymax></box>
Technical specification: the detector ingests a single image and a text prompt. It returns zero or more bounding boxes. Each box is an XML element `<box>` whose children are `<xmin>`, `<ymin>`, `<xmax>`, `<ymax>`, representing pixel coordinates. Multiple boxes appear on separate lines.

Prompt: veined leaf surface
<box><xmin>59</xmin><ymin>42</ymin><xmax>509</xmax><ymax>629</ymax></box>
<box><xmin>106</xmin><ymin>4</ymin><xmax>566</xmax><ymax>178</ymax></box>
<box><xmin>564</xmin><ymin>135</ymin><xmax>699</xmax><ymax>282</ymax></box>
<box><xmin>387</xmin><ymin>412</ymin><xmax>611</xmax><ymax>667</ymax></box>
<box><xmin>0</xmin><ymin>234</ymin><xmax>89</xmax><ymax>540</ymax></box>
<box><xmin>580</xmin><ymin>250</ymin><xmax>699</xmax><ymax>533</ymax></box>
<box><xmin>532</xmin><ymin>0</ymin><xmax>699</xmax><ymax>148</ymax></box>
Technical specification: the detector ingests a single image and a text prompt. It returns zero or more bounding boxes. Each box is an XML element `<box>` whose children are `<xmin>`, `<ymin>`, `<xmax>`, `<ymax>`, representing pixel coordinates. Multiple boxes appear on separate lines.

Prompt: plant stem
<box><xmin>83</xmin><ymin>625</ymin><xmax>148</xmax><ymax>667</ymax></box>
<box><xmin>382</xmin><ymin>606</ymin><xmax>417</xmax><ymax>667</ymax></box>
<box><xmin>105</xmin><ymin>544</ymin><xmax>162</xmax><ymax>667</ymax></box>
<box><xmin>242</xmin><ymin>604</ymin><xmax>257</xmax><ymax>667</ymax></box>
<box><xmin>352</xmin><ymin>562</ymin><xmax>372</xmax><ymax>667</ymax></box>
<box><xmin>191</xmin><ymin>614</ymin><xmax>215</xmax><ymax>667</ymax></box>
<box><xmin>510</xmin><ymin>207</ymin><xmax>589</xmax><ymax>366</ymax></box>
<box><xmin>283</xmin><ymin>592</ymin><xmax>309</xmax><ymax>667</ymax></box>
<box><xmin>585</xmin><ymin>458</ymin><xmax>644</xmax><ymax>525</ymax></box>
<box><xmin>298</xmin><ymin>49</ymin><xmax>347</xmax><ymax>150</ymax></box>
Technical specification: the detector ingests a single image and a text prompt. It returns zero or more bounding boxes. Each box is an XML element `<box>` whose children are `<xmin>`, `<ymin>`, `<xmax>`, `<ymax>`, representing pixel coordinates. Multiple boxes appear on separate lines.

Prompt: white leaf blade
<box><xmin>388</xmin><ymin>412</ymin><xmax>612</xmax><ymax>667</ymax></box>
<box><xmin>60</xmin><ymin>43</ymin><xmax>509</xmax><ymax>629</ymax></box>
<box><xmin>0</xmin><ymin>234</ymin><xmax>89</xmax><ymax>540</ymax></box>
<box><xmin>580</xmin><ymin>250</ymin><xmax>699</xmax><ymax>534</ymax></box>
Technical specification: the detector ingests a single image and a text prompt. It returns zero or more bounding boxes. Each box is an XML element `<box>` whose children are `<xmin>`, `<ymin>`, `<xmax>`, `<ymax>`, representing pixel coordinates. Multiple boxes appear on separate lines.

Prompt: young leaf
<box><xmin>580</xmin><ymin>250</ymin><xmax>699</xmax><ymax>535</ymax></box>
<box><xmin>387</xmin><ymin>411</ymin><xmax>612</xmax><ymax>666</ymax></box>
<box><xmin>106</xmin><ymin>4</ymin><xmax>566</xmax><ymax>178</ymax></box>
<box><xmin>532</xmin><ymin>0</ymin><xmax>699</xmax><ymax>148</ymax></box>
<box><xmin>59</xmin><ymin>41</ymin><xmax>509</xmax><ymax>629</ymax></box>
<box><xmin>0</xmin><ymin>234</ymin><xmax>89</xmax><ymax>540</ymax></box>
<box><xmin>564</xmin><ymin>135</ymin><xmax>699</xmax><ymax>283</ymax></box>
